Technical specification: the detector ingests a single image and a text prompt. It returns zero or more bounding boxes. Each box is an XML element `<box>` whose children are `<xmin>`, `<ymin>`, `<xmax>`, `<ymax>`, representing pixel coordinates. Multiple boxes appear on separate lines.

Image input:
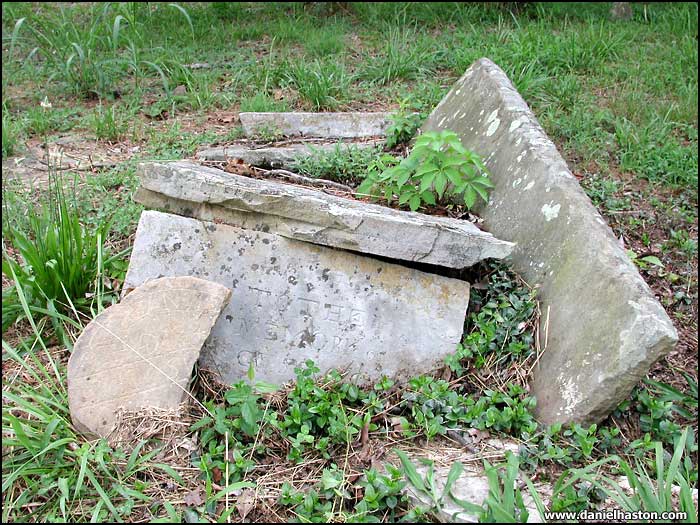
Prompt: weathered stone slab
<box><xmin>67</xmin><ymin>277</ymin><xmax>231</xmax><ymax>438</ymax></box>
<box><xmin>398</xmin><ymin>446</ymin><xmax>548</xmax><ymax>523</ymax></box>
<box><xmin>239</xmin><ymin>112</ymin><xmax>391</xmax><ymax>138</ymax></box>
<box><xmin>123</xmin><ymin>210</ymin><xmax>470</xmax><ymax>386</ymax></box>
<box><xmin>134</xmin><ymin>161</ymin><xmax>514</xmax><ymax>269</ymax></box>
<box><xmin>196</xmin><ymin>140</ymin><xmax>383</xmax><ymax>168</ymax></box>
<box><xmin>421</xmin><ymin>58</ymin><xmax>677</xmax><ymax>424</ymax></box>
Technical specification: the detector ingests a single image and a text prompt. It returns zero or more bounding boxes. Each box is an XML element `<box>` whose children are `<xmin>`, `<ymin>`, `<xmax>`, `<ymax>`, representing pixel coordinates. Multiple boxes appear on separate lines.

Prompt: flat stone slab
<box><xmin>67</xmin><ymin>276</ymin><xmax>231</xmax><ymax>438</ymax></box>
<box><xmin>196</xmin><ymin>140</ymin><xmax>383</xmax><ymax>168</ymax></box>
<box><xmin>421</xmin><ymin>58</ymin><xmax>677</xmax><ymax>424</ymax></box>
<box><xmin>123</xmin><ymin>210</ymin><xmax>471</xmax><ymax>386</ymax></box>
<box><xmin>397</xmin><ymin>445</ymin><xmax>547</xmax><ymax>523</ymax></box>
<box><xmin>134</xmin><ymin>161</ymin><xmax>514</xmax><ymax>269</ymax></box>
<box><xmin>239</xmin><ymin>112</ymin><xmax>391</xmax><ymax>138</ymax></box>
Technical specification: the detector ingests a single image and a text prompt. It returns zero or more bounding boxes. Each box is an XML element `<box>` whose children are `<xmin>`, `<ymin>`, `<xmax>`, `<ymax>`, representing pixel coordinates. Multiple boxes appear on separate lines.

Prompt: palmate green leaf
<box><xmin>464</xmin><ymin>186</ymin><xmax>477</xmax><ymax>210</ymax></box>
<box><xmin>434</xmin><ymin>173</ymin><xmax>448</xmax><ymax>198</ymax></box>
<box><xmin>419</xmin><ymin>171</ymin><xmax>437</xmax><ymax>193</ymax></box>
<box><xmin>383</xmin><ymin>186</ymin><xmax>395</xmax><ymax>202</ymax></box>
<box><xmin>409</xmin><ymin>194</ymin><xmax>421</xmax><ymax>211</ymax></box>
<box><xmin>420</xmin><ymin>191</ymin><xmax>436</xmax><ymax>205</ymax></box>
<box><xmin>396</xmin><ymin>169</ymin><xmax>411</xmax><ymax>188</ymax></box>
<box><xmin>470</xmin><ymin>175</ymin><xmax>495</xmax><ymax>188</ymax></box>
<box><xmin>415</xmin><ymin>162</ymin><xmax>439</xmax><ymax>177</ymax></box>
<box><xmin>398</xmin><ymin>190</ymin><xmax>413</xmax><ymax>206</ymax></box>
<box><xmin>473</xmin><ymin>184</ymin><xmax>491</xmax><ymax>203</ymax></box>
<box><xmin>356</xmin><ymin>177</ymin><xmax>376</xmax><ymax>197</ymax></box>
<box><xmin>445</xmin><ymin>166</ymin><xmax>463</xmax><ymax>186</ymax></box>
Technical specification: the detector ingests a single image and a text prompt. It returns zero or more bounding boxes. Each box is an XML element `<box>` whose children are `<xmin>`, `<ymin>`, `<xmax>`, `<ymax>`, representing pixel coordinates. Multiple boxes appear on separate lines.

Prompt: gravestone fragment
<box><xmin>67</xmin><ymin>277</ymin><xmax>231</xmax><ymax>438</ymax></box>
<box><xmin>239</xmin><ymin>112</ymin><xmax>391</xmax><ymax>138</ymax></box>
<box><xmin>134</xmin><ymin>161</ymin><xmax>514</xmax><ymax>269</ymax></box>
<box><xmin>123</xmin><ymin>210</ymin><xmax>471</xmax><ymax>386</ymax></box>
<box><xmin>196</xmin><ymin>140</ymin><xmax>383</xmax><ymax>168</ymax></box>
<box><xmin>421</xmin><ymin>58</ymin><xmax>677</xmax><ymax>424</ymax></box>
<box><xmin>397</xmin><ymin>446</ymin><xmax>548</xmax><ymax>523</ymax></box>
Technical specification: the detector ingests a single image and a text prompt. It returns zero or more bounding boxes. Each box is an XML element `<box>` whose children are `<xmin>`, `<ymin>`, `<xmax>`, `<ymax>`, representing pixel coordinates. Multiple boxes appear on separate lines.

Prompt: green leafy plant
<box><xmin>625</xmin><ymin>384</ymin><xmax>684</xmax><ymax>444</ymax></box>
<box><xmin>279</xmin><ymin>464</ymin><xmax>413</xmax><ymax>523</ymax></box>
<box><xmin>558</xmin><ymin>427</ymin><xmax>698</xmax><ymax>521</ymax></box>
<box><xmin>385</xmin><ymin>101</ymin><xmax>423</xmax><ymax>149</ymax></box>
<box><xmin>396</xmin><ymin>449</ymin><xmax>482</xmax><ymax>520</ymax></box>
<box><xmin>279</xmin><ymin>361</ymin><xmax>381</xmax><ymax>462</ymax></box>
<box><xmin>562</xmin><ymin>423</ymin><xmax>599</xmax><ymax>460</ymax></box>
<box><xmin>468</xmin><ymin>385</ymin><xmax>538</xmax><ymax>437</ymax></box>
<box><xmin>481</xmin><ymin>452</ymin><xmax>546</xmax><ymax>523</ymax></box>
<box><xmin>401</xmin><ymin>376</ymin><xmax>472</xmax><ymax>439</ymax></box>
<box><xmin>549</xmin><ymin>481</ymin><xmax>605</xmax><ymax>514</ymax></box>
<box><xmin>644</xmin><ymin>374</ymin><xmax>698</xmax><ymax>421</ymax></box>
<box><xmin>627</xmin><ymin>249</ymin><xmax>665</xmax><ymax>271</ymax></box>
<box><xmin>357</xmin><ymin>130</ymin><xmax>494</xmax><ymax>211</ymax></box>
<box><xmin>447</xmin><ymin>264</ymin><xmax>537</xmax><ymax>374</ymax></box>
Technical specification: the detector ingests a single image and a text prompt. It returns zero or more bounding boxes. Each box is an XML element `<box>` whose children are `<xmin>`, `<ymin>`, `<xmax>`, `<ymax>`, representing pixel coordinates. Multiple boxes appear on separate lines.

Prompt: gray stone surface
<box><xmin>196</xmin><ymin>140</ymin><xmax>383</xmax><ymax>168</ymax></box>
<box><xmin>396</xmin><ymin>444</ymin><xmax>547</xmax><ymax>523</ymax></box>
<box><xmin>67</xmin><ymin>277</ymin><xmax>231</xmax><ymax>438</ymax></box>
<box><xmin>421</xmin><ymin>58</ymin><xmax>677</xmax><ymax>424</ymax></box>
<box><xmin>239</xmin><ymin>112</ymin><xmax>391</xmax><ymax>138</ymax></box>
<box><xmin>134</xmin><ymin>161</ymin><xmax>514</xmax><ymax>269</ymax></box>
<box><xmin>123</xmin><ymin>210</ymin><xmax>471</xmax><ymax>386</ymax></box>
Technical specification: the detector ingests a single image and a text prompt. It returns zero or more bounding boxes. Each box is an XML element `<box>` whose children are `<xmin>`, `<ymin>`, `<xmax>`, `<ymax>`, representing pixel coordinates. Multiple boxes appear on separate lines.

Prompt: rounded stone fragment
<box><xmin>67</xmin><ymin>276</ymin><xmax>231</xmax><ymax>438</ymax></box>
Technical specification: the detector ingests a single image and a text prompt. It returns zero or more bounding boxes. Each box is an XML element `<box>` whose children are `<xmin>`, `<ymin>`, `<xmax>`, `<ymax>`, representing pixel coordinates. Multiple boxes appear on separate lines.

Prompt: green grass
<box><xmin>284</xmin><ymin>58</ymin><xmax>350</xmax><ymax>110</ymax></box>
<box><xmin>90</xmin><ymin>104</ymin><xmax>129</xmax><ymax>142</ymax></box>
<box><xmin>293</xmin><ymin>142</ymin><xmax>383</xmax><ymax>184</ymax></box>
<box><xmin>2</xmin><ymin>171</ymin><xmax>118</xmax><ymax>334</ymax></box>
<box><xmin>239</xmin><ymin>92</ymin><xmax>289</xmax><ymax>113</ymax></box>
<box><xmin>3</xmin><ymin>3</ymin><xmax>696</xmax><ymax>191</ymax></box>
<box><xmin>2</xmin><ymin>110</ymin><xmax>20</xmax><ymax>158</ymax></box>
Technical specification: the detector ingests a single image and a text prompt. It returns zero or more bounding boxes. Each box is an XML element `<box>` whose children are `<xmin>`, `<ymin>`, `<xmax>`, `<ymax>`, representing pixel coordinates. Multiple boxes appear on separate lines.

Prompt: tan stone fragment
<box><xmin>67</xmin><ymin>276</ymin><xmax>231</xmax><ymax>438</ymax></box>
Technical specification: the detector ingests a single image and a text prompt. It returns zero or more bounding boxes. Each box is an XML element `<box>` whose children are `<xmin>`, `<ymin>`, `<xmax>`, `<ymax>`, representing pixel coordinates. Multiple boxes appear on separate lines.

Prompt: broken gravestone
<box><xmin>123</xmin><ymin>210</ymin><xmax>471</xmax><ymax>386</ymax></box>
<box><xmin>421</xmin><ymin>58</ymin><xmax>677</xmax><ymax>424</ymax></box>
<box><xmin>239</xmin><ymin>112</ymin><xmax>391</xmax><ymax>138</ymax></box>
<box><xmin>67</xmin><ymin>276</ymin><xmax>231</xmax><ymax>438</ymax></box>
<box><xmin>196</xmin><ymin>140</ymin><xmax>384</xmax><ymax>169</ymax></box>
<box><xmin>134</xmin><ymin>161</ymin><xmax>514</xmax><ymax>269</ymax></box>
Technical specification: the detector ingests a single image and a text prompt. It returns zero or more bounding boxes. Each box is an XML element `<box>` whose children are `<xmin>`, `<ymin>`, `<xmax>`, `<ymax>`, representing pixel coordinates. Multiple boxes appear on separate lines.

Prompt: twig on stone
<box><xmin>257</xmin><ymin>168</ymin><xmax>354</xmax><ymax>194</ymax></box>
